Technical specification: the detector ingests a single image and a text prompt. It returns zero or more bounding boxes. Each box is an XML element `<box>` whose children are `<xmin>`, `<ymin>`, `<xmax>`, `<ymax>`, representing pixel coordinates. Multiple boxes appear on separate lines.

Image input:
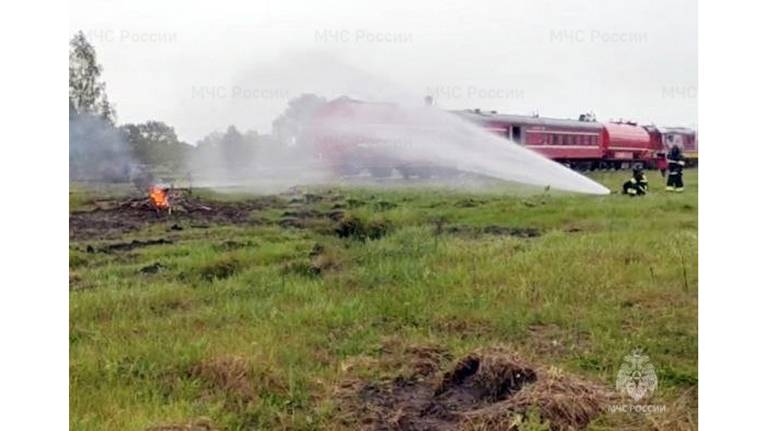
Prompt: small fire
<box><xmin>148</xmin><ymin>185</ymin><xmax>170</xmax><ymax>212</ymax></box>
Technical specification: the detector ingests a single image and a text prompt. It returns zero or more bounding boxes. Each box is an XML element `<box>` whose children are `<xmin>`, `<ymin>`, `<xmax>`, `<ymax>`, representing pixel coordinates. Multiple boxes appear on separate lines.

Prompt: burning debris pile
<box><xmin>337</xmin><ymin>346</ymin><xmax>612</xmax><ymax>430</ymax></box>
<box><xmin>69</xmin><ymin>187</ymin><xmax>282</xmax><ymax>241</ymax></box>
<box><xmin>148</xmin><ymin>185</ymin><xmax>171</xmax><ymax>213</ymax></box>
<box><xmin>116</xmin><ymin>186</ymin><xmax>213</xmax><ymax>215</ymax></box>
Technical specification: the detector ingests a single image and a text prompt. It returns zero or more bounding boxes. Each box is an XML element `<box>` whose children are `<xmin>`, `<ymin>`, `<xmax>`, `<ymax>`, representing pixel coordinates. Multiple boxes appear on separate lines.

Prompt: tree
<box><xmin>69</xmin><ymin>31</ymin><xmax>115</xmax><ymax>124</ymax></box>
<box><xmin>221</xmin><ymin>125</ymin><xmax>245</xmax><ymax>168</ymax></box>
<box><xmin>120</xmin><ymin>121</ymin><xmax>192</xmax><ymax>172</ymax></box>
<box><xmin>272</xmin><ymin>94</ymin><xmax>327</xmax><ymax>145</ymax></box>
<box><xmin>69</xmin><ymin>31</ymin><xmax>131</xmax><ymax>180</ymax></box>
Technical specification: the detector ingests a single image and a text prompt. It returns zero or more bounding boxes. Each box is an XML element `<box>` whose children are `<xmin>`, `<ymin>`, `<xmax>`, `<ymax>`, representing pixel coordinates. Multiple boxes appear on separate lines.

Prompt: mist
<box><xmin>184</xmin><ymin>90</ymin><xmax>608</xmax><ymax>194</ymax></box>
<box><xmin>69</xmin><ymin>113</ymin><xmax>137</xmax><ymax>182</ymax></box>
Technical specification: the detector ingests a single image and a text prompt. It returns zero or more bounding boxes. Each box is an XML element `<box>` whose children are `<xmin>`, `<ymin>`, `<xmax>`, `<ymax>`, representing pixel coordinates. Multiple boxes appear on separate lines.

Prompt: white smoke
<box><xmin>306</xmin><ymin>102</ymin><xmax>609</xmax><ymax>194</ymax></box>
<box><xmin>184</xmin><ymin>51</ymin><xmax>609</xmax><ymax>195</ymax></box>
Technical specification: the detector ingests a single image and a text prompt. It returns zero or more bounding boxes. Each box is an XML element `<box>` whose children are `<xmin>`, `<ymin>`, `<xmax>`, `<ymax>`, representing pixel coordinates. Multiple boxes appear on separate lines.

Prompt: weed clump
<box><xmin>145</xmin><ymin>418</ymin><xmax>219</xmax><ymax>431</ymax></box>
<box><xmin>346</xmin><ymin>198</ymin><xmax>366</xmax><ymax>208</ymax></box>
<box><xmin>281</xmin><ymin>260</ymin><xmax>321</xmax><ymax>277</ymax></box>
<box><xmin>69</xmin><ymin>250</ymin><xmax>89</xmax><ymax>269</ymax></box>
<box><xmin>139</xmin><ymin>262</ymin><xmax>166</xmax><ymax>274</ymax></box>
<box><xmin>373</xmin><ymin>200</ymin><xmax>398</xmax><ymax>211</ymax></box>
<box><xmin>455</xmin><ymin>198</ymin><xmax>485</xmax><ymax>208</ymax></box>
<box><xmin>212</xmin><ymin>240</ymin><xmax>256</xmax><ymax>251</ymax></box>
<box><xmin>197</xmin><ymin>257</ymin><xmax>241</xmax><ymax>281</ymax></box>
<box><xmin>188</xmin><ymin>355</ymin><xmax>255</xmax><ymax>403</ymax></box>
<box><xmin>282</xmin><ymin>243</ymin><xmax>341</xmax><ymax>277</ymax></box>
<box><xmin>335</xmin><ymin>215</ymin><xmax>393</xmax><ymax>241</ymax></box>
<box><xmin>445</xmin><ymin>224</ymin><xmax>540</xmax><ymax>238</ymax></box>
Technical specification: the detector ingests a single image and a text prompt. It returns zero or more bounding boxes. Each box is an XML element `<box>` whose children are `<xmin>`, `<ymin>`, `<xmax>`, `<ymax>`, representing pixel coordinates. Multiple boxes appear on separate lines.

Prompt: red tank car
<box><xmin>602</xmin><ymin>122</ymin><xmax>654</xmax><ymax>166</ymax></box>
<box><xmin>303</xmin><ymin>97</ymin><xmax>403</xmax><ymax>176</ymax></box>
<box><xmin>302</xmin><ymin>97</ymin><xmax>448</xmax><ymax>178</ymax></box>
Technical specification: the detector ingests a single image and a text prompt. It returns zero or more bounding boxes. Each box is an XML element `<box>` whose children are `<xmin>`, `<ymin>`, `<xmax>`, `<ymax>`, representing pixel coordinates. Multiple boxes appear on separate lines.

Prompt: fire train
<box><xmin>302</xmin><ymin>97</ymin><xmax>697</xmax><ymax>177</ymax></box>
<box><xmin>456</xmin><ymin>109</ymin><xmax>698</xmax><ymax>170</ymax></box>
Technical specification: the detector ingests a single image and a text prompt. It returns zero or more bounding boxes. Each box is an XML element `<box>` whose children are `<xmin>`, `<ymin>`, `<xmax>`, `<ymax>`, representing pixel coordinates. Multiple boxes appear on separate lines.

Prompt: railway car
<box><xmin>644</xmin><ymin>125</ymin><xmax>699</xmax><ymax>167</ymax></box>
<box><xmin>601</xmin><ymin>122</ymin><xmax>654</xmax><ymax>168</ymax></box>
<box><xmin>302</xmin><ymin>97</ymin><xmax>694</xmax><ymax>176</ymax></box>
<box><xmin>456</xmin><ymin>110</ymin><xmax>605</xmax><ymax>170</ymax></box>
<box><xmin>302</xmin><ymin>97</ymin><xmax>451</xmax><ymax>178</ymax></box>
<box><xmin>456</xmin><ymin>110</ymin><xmax>661</xmax><ymax>170</ymax></box>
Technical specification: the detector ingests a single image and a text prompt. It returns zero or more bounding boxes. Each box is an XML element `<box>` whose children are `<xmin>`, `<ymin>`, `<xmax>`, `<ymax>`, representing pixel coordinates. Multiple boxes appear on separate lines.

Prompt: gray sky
<box><xmin>70</xmin><ymin>0</ymin><xmax>697</xmax><ymax>143</ymax></box>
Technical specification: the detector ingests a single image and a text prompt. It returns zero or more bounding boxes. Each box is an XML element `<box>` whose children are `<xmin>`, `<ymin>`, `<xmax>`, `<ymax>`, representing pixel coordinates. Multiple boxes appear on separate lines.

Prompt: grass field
<box><xmin>69</xmin><ymin>170</ymin><xmax>698</xmax><ymax>430</ymax></box>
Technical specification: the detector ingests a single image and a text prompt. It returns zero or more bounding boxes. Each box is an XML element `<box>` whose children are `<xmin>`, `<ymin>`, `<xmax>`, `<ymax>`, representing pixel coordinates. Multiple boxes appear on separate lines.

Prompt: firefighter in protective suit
<box><xmin>622</xmin><ymin>166</ymin><xmax>649</xmax><ymax>196</ymax></box>
<box><xmin>666</xmin><ymin>146</ymin><xmax>685</xmax><ymax>192</ymax></box>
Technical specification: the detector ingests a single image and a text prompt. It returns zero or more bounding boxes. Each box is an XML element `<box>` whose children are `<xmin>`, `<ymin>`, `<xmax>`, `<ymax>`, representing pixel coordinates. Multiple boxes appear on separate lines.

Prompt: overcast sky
<box><xmin>70</xmin><ymin>0</ymin><xmax>697</xmax><ymax>143</ymax></box>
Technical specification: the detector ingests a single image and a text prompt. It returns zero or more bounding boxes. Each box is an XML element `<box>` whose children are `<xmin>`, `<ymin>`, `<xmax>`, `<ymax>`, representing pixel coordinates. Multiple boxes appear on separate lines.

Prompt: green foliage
<box><xmin>120</xmin><ymin>121</ymin><xmax>193</xmax><ymax>173</ymax></box>
<box><xmin>195</xmin><ymin>256</ymin><xmax>242</xmax><ymax>282</ymax></box>
<box><xmin>335</xmin><ymin>214</ymin><xmax>394</xmax><ymax>241</ymax></box>
<box><xmin>69</xmin><ymin>31</ymin><xmax>114</xmax><ymax>123</ymax></box>
<box><xmin>187</xmin><ymin>125</ymin><xmax>265</xmax><ymax>177</ymax></box>
<box><xmin>520</xmin><ymin>409</ymin><xmax>551</xmax><ymax>431</ymax></box>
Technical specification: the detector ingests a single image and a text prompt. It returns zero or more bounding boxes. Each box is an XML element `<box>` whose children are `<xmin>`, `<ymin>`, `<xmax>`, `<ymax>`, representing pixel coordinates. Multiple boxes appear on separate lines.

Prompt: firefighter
<box><xmin>666</xmin><ymin>146</ymin><xmax>685</xmax><ymax>192</ymax></box>
<box><xmin>656</xmin><ymin>152</ymin><xmax>668</xmax><ymax>177</ymax></box>
<box><xmin>622</xmin><ymin>166</ymin><xmax>649</xmax><ymax>196</ymax></box>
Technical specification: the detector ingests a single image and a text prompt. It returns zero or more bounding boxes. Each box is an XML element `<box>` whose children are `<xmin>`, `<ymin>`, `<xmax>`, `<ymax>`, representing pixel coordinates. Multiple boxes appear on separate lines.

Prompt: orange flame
<box><xmin>148</xmin><ymin>185</ymin><xmax>170</xmax><ymax>210</ymax></box>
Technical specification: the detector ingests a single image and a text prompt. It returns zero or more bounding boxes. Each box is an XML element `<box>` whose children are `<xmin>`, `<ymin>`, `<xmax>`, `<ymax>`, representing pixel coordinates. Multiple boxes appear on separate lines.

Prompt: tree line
<box><xmin>69</xmin><ymin>31</ymin><xmax>320</xmax><ymax>182</ymax></box>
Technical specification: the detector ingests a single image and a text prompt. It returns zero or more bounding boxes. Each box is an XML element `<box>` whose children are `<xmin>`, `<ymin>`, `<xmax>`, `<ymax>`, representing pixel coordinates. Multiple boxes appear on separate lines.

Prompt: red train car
<box><xmin>456</xmin><ymin>110</ymin><xmax>673</xmax><ymax>170</ymax></box>
<box><xmin>644</xmin><ymin>125</ymin><xmax>698</xmax><ymax>167</ymax></box>
<box><xmin>602</xmin><ymin>122</ymin><xmax>654</xmax><ymax>163</ymax></box>
<box><xmin>302</xmin><ymin>98</ymin><xmax>694</xmax><ymax>175</ymax></box>
<box><xmin>303</xmin><ymin>97</ymin><xmax>456</xmax><ymax>177</ymax></box>
<box><xmin>456</xmin><ymin>110</ymin><xmax>605</xmax><ymax>169</ymax></box>
<box><xmin>303</xmin><ymin>97</ymin><xmax>405</xmax><ymax>176</ymax></box>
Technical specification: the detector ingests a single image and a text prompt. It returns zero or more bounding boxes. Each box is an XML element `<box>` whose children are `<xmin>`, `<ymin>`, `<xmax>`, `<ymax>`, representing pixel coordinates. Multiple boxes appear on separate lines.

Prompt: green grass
<box><xmin>70</xmin><ymin>170</ymin><xmax>698</xmax><ymax>430</ymax></box>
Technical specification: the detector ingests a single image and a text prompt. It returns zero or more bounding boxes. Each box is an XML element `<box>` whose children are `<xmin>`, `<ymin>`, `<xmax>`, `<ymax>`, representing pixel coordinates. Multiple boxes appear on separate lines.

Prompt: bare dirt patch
<box><xmin>70</xmin><ymin>194</ymin><xmax>282</xmax><ymax>241</ymax></box>
<box><xmin>85</xmin><ymin>238</ymin><xmax>173</xmax><ymax>253</ymax></box>
<box><xmin>337</xmin><ymin>346</ymin><xmax>611</xmax><ymax>430</ymax></box>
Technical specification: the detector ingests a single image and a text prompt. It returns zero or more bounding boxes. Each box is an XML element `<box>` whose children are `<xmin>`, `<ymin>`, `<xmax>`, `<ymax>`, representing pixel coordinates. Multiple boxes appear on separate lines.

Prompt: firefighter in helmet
<box><xmin>666</xmin><ymin>146</ymin><xmax>685</xmax><ymax>192</ymax></box>
<box><xmin>622</xmin><ymin>165</ymin><xmax>649</xmax><ymax>196</ymax></box>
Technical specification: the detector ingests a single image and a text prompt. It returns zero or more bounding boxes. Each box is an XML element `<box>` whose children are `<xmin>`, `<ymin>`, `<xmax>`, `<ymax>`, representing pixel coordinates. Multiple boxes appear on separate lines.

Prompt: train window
<box><xmin>553</xmin><ymin>135</ymin><xmax>560</xmax><ymax>145</ymax></box>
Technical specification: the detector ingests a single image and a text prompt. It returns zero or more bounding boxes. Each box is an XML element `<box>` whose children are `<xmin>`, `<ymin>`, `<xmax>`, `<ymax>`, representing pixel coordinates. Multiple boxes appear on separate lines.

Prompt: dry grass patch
<box><xmin>145</xmin><ymin>418</ymin><xmax>219</xmax><ymax>431</ymax></box>
<box><xmin>337</xmin><ymin>345</ymin><xmax>612</xmax><ymax>430</ymax></box>
<box><xmin>188</xmin><ymin>355</ymin><xmax>255</xmax><ymax>403</ymax></box>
